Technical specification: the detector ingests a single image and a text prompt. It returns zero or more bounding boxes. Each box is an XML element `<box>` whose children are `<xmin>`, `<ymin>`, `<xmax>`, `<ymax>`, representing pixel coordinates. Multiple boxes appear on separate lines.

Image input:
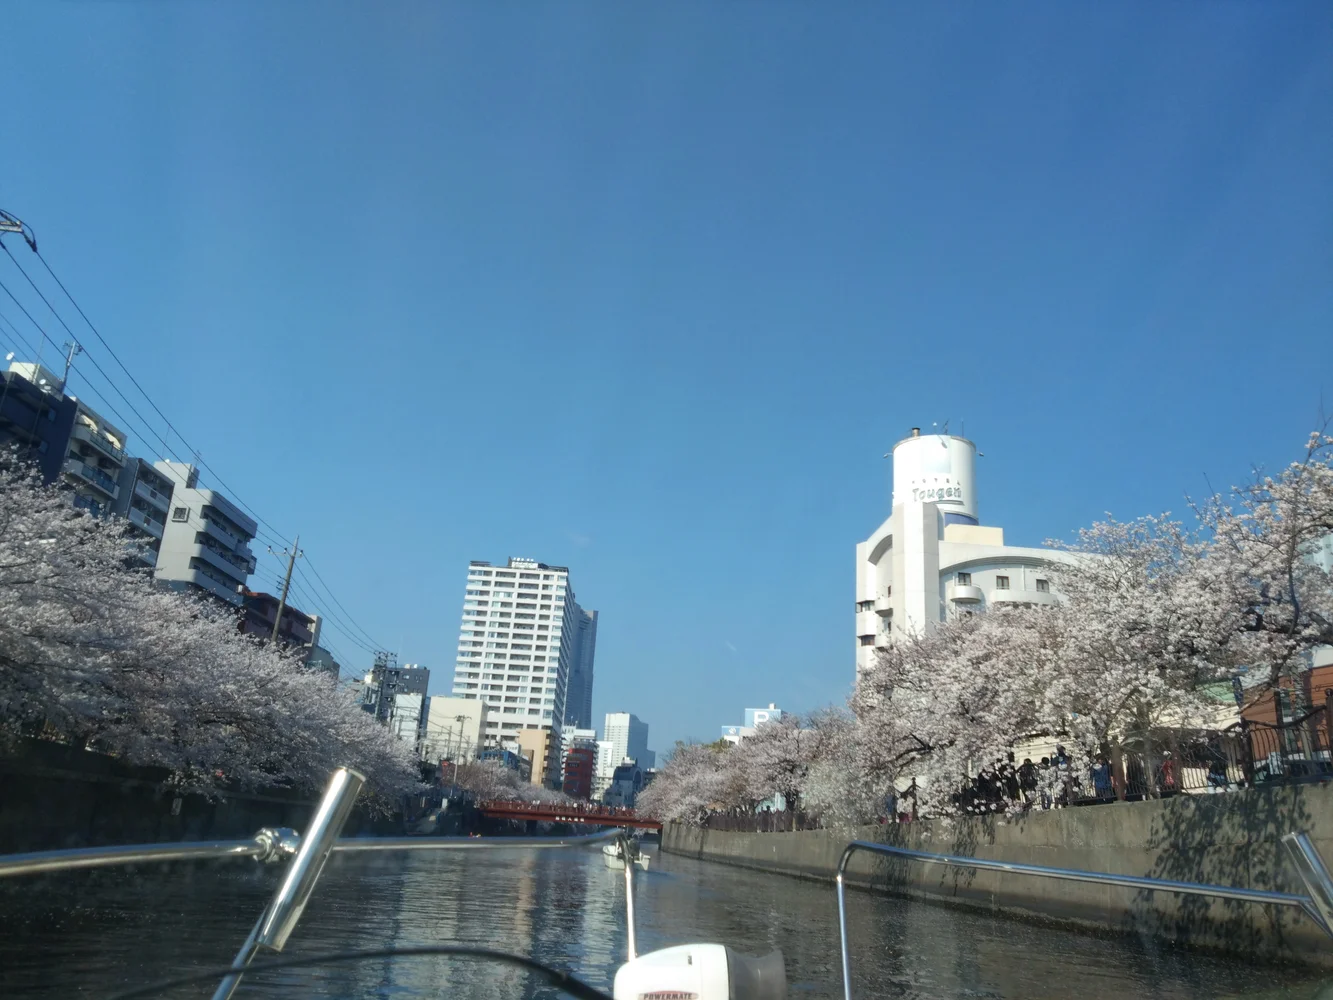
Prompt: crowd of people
<box><xmin>949</xmin><ymin>746</ymin><xmax>1234</xmax><ymax>815</ymax></box>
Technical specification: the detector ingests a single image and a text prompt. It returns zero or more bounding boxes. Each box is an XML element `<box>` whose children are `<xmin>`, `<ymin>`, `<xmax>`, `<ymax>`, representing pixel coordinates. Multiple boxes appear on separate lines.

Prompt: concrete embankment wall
<box><xmin>663</xmin><ymin>782</ymin><xmax>1333</xmax><ymax>967</ymax></box>
<box><xmin>0</xmin><ymin>739</ymin><xmax>398</xmax><ymax>853</ymax></box>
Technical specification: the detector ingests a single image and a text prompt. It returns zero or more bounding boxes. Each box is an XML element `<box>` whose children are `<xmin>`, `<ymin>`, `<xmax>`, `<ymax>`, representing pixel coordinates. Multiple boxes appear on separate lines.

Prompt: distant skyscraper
<box><xmin>603</xmin><ymin>712</ymin><xmax>650</xmax><ymax>769</ymax></box>
<box><xmin>450</xmin><ymin>557</ymin><xmax>594</xmax><ymax>786</ymax></box>
<box><xmin>563</xmin><ymin>607</ymin><xmax>598</xmax><ymax>729</ymax></box>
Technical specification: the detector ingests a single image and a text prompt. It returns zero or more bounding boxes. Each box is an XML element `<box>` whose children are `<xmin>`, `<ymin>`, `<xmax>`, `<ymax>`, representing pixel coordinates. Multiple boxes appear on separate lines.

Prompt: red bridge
<box><xmin>478</xmin><ymin>799</ymin><xmax>662</xmax><ymax>831</ymax></box>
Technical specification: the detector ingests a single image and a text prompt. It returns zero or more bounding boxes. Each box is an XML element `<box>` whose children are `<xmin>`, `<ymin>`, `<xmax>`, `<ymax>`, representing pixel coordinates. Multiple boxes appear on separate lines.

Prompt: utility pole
<box><xmin>270</xmin><ymin>535</ymin><xmax>301</xmax><ymax>643</ymax></box>
<box><xmin>59</xmin><ymin>341</ymin><xmax>82</xmax><ymax>391</ymax></box>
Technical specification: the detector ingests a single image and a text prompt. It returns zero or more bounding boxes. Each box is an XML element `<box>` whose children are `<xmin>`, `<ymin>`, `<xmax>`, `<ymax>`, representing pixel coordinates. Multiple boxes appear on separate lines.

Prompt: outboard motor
<box><xmin>614</xmin><ymin>943</ymin><xmax>786</xmax><ymax>1000</ymax></box>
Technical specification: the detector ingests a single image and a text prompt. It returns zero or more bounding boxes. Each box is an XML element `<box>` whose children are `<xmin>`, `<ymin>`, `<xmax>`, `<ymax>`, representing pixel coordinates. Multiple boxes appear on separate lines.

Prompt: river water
<box><xmin>2</xmin><ymin>841</ymin><xmax>1331</xmax><ymax>999</ymax></box>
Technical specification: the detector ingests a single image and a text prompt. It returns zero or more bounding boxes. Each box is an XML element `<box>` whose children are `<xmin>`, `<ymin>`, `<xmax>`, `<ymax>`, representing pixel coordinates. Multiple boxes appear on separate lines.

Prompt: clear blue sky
<box><xmin>2</xmin><ymin>4</ymin><xmax>1330</xmax><ymax>751</ymax></box>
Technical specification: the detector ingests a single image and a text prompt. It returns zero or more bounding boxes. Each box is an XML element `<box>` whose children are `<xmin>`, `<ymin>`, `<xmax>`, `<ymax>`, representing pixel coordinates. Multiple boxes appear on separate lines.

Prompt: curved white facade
<box><xmin>891</xmin><ymin>432</ymin><xmax>978</xmax><ymax>523</ymax></box>
<box><xmin>856</xmin><ymin>430</ymin><xmax>1070</xmax><ymax>680</ymax></box>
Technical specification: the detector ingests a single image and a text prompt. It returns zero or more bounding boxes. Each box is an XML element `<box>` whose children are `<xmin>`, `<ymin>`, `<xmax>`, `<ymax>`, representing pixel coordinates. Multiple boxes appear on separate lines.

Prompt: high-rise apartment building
<box><xmin>450</xmin><ymin>557</ymin><xmax>594</xmax><ymax>787</ymax></box>
<box><xmin>153</xmin><ymin>462</ymin><xmax>257</xmax><ymax>605</ymax></box>
<box><xmin>563</xmin><ymin>607</ymin><xmax>598</xmax><ymax>729</ymax></box>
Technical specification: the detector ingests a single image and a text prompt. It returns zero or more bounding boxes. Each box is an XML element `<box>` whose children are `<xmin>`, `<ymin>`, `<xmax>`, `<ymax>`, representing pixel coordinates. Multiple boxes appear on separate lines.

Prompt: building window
<box><xmin>957</xmin><ymin>572</ymin><xmax>971</xmax><ymax>586</ymax></box>
<box><xmin>1036</xmin><ymin>578</ymin><xmax>1050</xmax><ymax>593</ymax></box>
<box><xmin>859</xmin><ymin>636</ymin><xmax>874</xmax><ymax>646</ymax></box>
<box><xmin>856</xmin><ymin>600</ymin><xmax>874</xmax><ymax>612</ymax></box>
<box><xmin>995</xmin><ymin>575</ymin><xmax>1010</xmax><ymax>590</ymax></box>
<box><xmin>171</xmin><ymin>506</ymin><xmax>189</xmax><ymax>521</ymax></box>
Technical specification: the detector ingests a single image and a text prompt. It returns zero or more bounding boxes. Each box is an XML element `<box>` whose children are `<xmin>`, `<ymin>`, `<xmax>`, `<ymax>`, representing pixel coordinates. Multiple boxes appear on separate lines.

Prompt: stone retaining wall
<box><xmin>662</xmin><ymin>782</ymin><xmax>1333</xmax><ymax>967</ymax></box>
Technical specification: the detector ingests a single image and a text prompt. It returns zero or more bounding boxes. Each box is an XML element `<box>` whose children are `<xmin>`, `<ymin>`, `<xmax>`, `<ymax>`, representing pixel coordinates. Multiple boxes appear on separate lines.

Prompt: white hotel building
<box><xmin>856</xmin><ymin>429</ymin><xmax>1068</xmax><ymax>678</ymax></box>
<box><xmin>450</xmin><ymin>557</ymin><xmax>597</xmax><ymax>784</ymax></box>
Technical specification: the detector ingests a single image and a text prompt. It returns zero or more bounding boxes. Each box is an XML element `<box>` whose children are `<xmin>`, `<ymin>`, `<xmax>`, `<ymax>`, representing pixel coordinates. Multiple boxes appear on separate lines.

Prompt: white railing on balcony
<box><xmin>71</xmin><ymin>424</ymin><xmax>127</xmax><ymax>465</ymax></box>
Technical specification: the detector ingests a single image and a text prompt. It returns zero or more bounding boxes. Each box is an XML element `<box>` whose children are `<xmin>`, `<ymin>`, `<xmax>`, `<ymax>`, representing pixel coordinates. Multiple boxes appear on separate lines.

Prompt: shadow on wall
<box><xmin>873</xmin><ymin>812</ymin><xmax>1000</xmax><ymax>903</ymax></box>
<box><xmin>1139</xmin><ymin>785</ymin><xmax>1319</xmax><ymax>958</ymax></box>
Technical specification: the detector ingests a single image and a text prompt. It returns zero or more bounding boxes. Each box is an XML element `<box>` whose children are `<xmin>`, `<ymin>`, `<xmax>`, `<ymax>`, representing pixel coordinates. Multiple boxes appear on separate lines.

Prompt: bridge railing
<box><xmin>478</xmin><ymin>800</ymin><xmax>650</xmax><ymax>822</ymax></box>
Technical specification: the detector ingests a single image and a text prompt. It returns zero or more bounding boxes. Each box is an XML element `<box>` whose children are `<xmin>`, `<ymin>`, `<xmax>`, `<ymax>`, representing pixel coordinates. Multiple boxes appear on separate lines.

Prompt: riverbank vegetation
<box><xmin>0</xmin><ymin>465</ymin><xmax>420</xmax><ymax>803</ymax></box>
<box><xmin>639</xmin><ymin>431</ymin><xmax>1333</xmax><ymax>826</ymax></box>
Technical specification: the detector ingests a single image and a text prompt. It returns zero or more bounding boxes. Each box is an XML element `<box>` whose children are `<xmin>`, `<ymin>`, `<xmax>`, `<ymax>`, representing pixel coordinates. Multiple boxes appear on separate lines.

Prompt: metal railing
<box><xmin>833</xmin><ymin>834</ymin><xmax>1333</xmax><ymax>1000</ymax></box>
<box><xmin>0</xmin><ymin>767</ymin><xmax>625</xmax><ymax>999</ymax></box>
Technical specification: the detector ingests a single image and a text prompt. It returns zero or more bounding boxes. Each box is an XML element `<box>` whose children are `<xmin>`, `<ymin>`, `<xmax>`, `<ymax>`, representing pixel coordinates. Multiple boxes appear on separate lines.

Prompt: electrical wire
<box><xmin>29</xmin><ymin>242</ymin><xmax>296</xmax><ymax>548</ymax></box>
<box><xmin>102</xmin><ymin>944</ymin><xmax>616</xmax><ymax>1000</ymax></box>
<box><xmin>3</xmin><ymin>220</ymin><xmax>385</xmax><ymax>663</ymax></box>
<box><xmin>299</xmin><ymin>556</ymin><xmax>386</xmax><ymax>649</ymax></box>
<box><xmin>268</xmin><ymin>552</ymin><xmax>377</xmax><ymax>656</ymax></box>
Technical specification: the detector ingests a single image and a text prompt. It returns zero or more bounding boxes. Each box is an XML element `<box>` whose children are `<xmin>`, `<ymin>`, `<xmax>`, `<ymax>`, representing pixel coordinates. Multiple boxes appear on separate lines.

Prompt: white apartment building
<box><xmin>153</xmin><ymin>462</ymin><xmax>258</xmax><ymax>606</ymax></box>
<box><xmin>856</xmin><ymin>428</ymin><xmax>1071</xmax><ymax>678</ymax></box>
<box><xmin>450</xmin><ymin>556</ymin><xmax>592</xmax><ymax>785</ymax></box>
<box><xmin>113</xmin><ymin>457</ymin><xmax>178</xmax><ymax>567</ymax></box>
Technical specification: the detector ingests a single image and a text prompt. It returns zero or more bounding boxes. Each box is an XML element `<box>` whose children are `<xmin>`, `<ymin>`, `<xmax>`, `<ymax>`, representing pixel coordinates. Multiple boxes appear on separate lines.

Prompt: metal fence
<box><xmin>695</xmin><ymin>703</ymin><xmax>1333</xmax><ymax>831</ymax></box>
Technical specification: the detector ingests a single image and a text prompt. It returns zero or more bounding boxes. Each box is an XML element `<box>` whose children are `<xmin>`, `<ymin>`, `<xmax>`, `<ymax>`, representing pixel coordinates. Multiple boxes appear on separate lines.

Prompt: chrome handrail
<box><xmin>0</xmin><ymin>837</ymin><xmax>276</xmax><ymax>878</ymax></box>
<box><xmin>834</xmin><ymin>833</ymin><xmax>1333</xmax><ymax>1000</ymax></box>
<box><xmin>0</xmin><ymin>822</ymin><xmax>625</xmax><ymax>879</ymax></box>
<box><xmin>0</xmin><ymin>768</ymin><xmax>631</xmax><ymax>1000</ymax></box>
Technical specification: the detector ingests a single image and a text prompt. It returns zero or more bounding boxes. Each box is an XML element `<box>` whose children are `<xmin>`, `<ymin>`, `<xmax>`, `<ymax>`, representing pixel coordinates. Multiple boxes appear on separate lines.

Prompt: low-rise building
<box><xmin>422</xmin><ymin>696</ymin><xmax>488</xmax><ymax>765</ymax></box>
<box><xmin>516</xmin><ymin>727</ymin><xmax>558</xmax><ymax>787</ymax></box>
<box><xmin>360</xmin><ymin>656</ymin><xmax>430</xmax><ymax>722</ymax></box>
<box><xmin>390</xmin><ymin>692</ymin><xmax>427</xmax><ymax>750</ymax></box>
<box><xmin>241</xmin><ymin>589</ymin><xmax>319</xmax><ymax>653</ymax></box>
<box><xmin>480</xmin><ymin>746</ymin><xmax>531</xmax><ymax>783</ymax></box>
<box><xmin>562</xmin><ymin>744</ymin><xmax>596</xmax><ymax>799</ymax></box>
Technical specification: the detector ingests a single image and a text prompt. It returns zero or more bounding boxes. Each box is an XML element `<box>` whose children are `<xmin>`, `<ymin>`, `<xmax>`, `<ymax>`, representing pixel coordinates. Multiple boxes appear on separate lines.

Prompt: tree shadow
<box><xmin>1138</xmin><ymin>784</ymin><xmax>1320</xmax><ymax>961</ymax></box>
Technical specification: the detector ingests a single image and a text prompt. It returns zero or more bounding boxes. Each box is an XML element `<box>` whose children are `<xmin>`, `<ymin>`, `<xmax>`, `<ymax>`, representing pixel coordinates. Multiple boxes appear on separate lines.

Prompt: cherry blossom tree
<box><xmin>0</xmin><ymin>463</ymin><xmax>420</xmax><ymax>804</ymax></box>
<box><xmin>636</xmin><ymin>741</ymin><xmax>730</xmax><ymax>823</ymax></box>
<box><xmin>449</xmin><ymin>759</ymin><xmax>572</xmax><ymax>805</ymax></box>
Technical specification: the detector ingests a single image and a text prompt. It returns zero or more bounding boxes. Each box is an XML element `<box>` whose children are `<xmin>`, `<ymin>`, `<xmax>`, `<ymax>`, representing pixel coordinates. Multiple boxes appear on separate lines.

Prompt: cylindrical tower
<box><xmin>891</xmin><ymin>428</ymin><xmax>978</xmax><ymax>524</ymax></box>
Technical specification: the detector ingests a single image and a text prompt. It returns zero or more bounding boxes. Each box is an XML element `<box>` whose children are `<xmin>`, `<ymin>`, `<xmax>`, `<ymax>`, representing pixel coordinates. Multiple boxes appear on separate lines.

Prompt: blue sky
<box><xmin>2</xmin><ymin>4</ymin><xmax>1330</xmax><ymax>751</ymax></box>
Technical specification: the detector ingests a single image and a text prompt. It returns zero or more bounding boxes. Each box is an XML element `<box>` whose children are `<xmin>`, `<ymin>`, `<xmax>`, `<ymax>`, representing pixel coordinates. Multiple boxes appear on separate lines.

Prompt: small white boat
<box><xmin>603</xmin><ymin>840</ymin><xmax>649</xmax><ymax>870</ymax></box>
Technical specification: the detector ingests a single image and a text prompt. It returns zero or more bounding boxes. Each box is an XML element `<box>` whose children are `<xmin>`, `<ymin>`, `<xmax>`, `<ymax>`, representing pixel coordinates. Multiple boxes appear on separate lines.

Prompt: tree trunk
<box><xmin>1111</xmin><ymin>739</ymin><xmax>1127</xmax><ymax>801</ymax></box>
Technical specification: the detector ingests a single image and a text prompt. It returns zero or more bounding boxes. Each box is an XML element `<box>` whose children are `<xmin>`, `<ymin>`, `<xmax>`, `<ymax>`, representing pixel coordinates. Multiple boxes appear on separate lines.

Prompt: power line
<box><xmin>272</xmin><ymin>553</ymin><xmax>378</xmax><ymax>655</ymax></box>
<box><xmin>28</xmin><ymin>243</ymin><xmax>295</xmax><ymax>548</ymax></box>
<box><xmin>298</xmin><ymin>557</ymin><xmax>386</xmax><ymax>649</ymax></box>
<box><xmin>4</xmin><ymin>216</ymin><xmax>384</xmax><ymax>666</ymax></box>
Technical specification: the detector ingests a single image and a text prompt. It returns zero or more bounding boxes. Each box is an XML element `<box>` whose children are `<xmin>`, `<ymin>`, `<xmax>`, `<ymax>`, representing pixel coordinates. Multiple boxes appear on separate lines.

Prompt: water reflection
<box><xmin>0</xmin><ymin>841</ymin><xmax>1330</xmax><ymax>998</ymax></box>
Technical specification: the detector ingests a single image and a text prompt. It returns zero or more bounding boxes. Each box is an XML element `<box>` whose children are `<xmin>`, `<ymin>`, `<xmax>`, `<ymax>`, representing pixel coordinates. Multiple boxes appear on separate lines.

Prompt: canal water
<box><xmin>2</xmin><ymin>841</ymin><xmax>1331</xmax><ymax>999</ymax></box>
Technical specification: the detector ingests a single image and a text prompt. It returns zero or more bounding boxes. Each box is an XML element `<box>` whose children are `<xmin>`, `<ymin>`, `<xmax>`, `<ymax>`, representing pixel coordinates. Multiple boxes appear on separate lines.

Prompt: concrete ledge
<box><xmin>662</xmin><ymin>782</ymin><xmax>1333</xmax><ymax>968</ymax></box>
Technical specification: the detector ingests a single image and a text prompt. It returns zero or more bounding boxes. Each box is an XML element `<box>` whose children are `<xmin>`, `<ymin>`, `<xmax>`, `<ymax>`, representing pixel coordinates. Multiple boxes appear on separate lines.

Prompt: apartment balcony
<box><xmin>854</xmin><ymin>611</ymin><xmax>880</xmax><ymax>639</ymax></box>
<box><xmin>134</xmin><ymin>477</ymin><xmax>172</xmax><ymax>512</ymax></box>
<box><xmin>201</xmin><ymin>514</ymin><xmax>247</xmax><ymax>551</ymax></box>
<box><xmin>71</xmin><ymin>425</ymin><xmax>127</xmax><ymax>466</ymax></box>
<box><xmin>947</xmin><ymin>582</ymin><xmax>985</xmax><ymax>604</ymax></box>
<box><xmin>63</xmin><ymin>458</ymin><xmax>120</xmax><ymax>500</ymax></box>
<box><xmin>874</xmin><ymin>596</ymin><xmax>893</xmax><ymax>616</ymax></box>
<box><xmin>991</xmin><ymin>588</ymin><xmax>1058</xmax><ymax>607</ymax></box>
<box><xmin>127</xmin><ymin>507</ymin><xmax>165</xmax><ymax>539</ymax></box>
<box><xmin>189</xmin><ymin>542</ymin><xmax>251</xmax><ymax>584</ymax></box>
<box><xmin>178</xmin><ymin>567</ymin><xmax>244</xmax><ymax>605</ymax></box>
